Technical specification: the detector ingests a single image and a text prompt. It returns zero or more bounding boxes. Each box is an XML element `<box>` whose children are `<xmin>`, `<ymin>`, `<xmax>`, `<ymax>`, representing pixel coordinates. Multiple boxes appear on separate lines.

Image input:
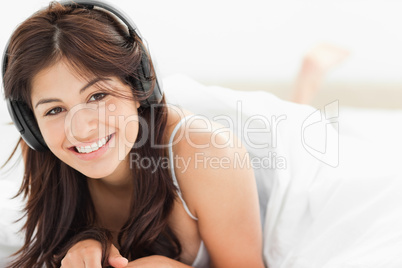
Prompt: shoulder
<box><xmin>166</xmin><ymin>106</ymin><xmax>254</xmax><ymax>216</ymax></box>
<box><xmin>166</xmin><ymin>107</ymin><xmax>264</xmax><ymax>266</ymax></box>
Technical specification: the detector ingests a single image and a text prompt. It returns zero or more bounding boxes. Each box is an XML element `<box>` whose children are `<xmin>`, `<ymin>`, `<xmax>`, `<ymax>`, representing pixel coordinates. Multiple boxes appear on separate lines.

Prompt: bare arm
<box><xmin>172</xmin><ymin>122</ymin><xmax>265</xmax><ymax>268</ymax></box>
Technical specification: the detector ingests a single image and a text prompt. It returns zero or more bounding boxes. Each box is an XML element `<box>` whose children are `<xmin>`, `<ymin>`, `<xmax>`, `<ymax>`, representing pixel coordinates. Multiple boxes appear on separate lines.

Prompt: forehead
<box><xmin>31</xmin><ymin>60</ymin><xmax>75</xmax><ymax>97</ymax></box>
<box><xmin>31</xmin><ymin>59</ymin><xmax>123</xmax><ymax>100</ymax></box>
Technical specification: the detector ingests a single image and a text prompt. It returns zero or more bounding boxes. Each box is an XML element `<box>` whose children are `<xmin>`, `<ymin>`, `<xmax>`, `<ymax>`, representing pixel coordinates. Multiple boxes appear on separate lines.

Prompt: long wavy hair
<box><xmin>2</xmin><ymin>2</ymin><xmax>181</xmax><ymax>267</ymax></box>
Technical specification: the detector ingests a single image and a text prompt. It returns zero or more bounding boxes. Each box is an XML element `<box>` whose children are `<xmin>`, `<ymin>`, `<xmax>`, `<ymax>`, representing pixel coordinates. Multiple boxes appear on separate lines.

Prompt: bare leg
<box><xmin>292</xmin><ymin>43</ymin><xmax>350</xmax><ymax>104</ymax></box>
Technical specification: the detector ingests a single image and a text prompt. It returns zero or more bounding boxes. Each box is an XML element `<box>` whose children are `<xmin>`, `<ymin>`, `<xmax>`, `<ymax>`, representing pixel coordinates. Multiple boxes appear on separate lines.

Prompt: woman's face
<box><xmin>31</xmin><ymin>59</ymin><xmax>141</xmax><ymax>182</ymax></box>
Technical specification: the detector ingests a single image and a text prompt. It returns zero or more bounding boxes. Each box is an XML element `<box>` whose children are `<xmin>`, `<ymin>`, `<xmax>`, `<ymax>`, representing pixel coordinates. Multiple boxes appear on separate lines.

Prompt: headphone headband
<box><xmin>59</xmin><ymin>0</ymin><xmax>142</xmax><ymax>39</ymax></box>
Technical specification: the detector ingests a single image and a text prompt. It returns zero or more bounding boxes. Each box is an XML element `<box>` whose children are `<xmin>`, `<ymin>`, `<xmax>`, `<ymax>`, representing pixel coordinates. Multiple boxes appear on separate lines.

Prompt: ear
<box><xmin>135</xmin><ymin>100</ymin><xmax>140</xmax><ymax>109</ymax></box>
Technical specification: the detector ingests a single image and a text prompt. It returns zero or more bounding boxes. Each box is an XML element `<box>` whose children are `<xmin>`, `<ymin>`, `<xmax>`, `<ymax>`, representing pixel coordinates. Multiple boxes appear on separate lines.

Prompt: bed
<box><xmin>1</xmin><ymin>74</ymin><xmax>402</xmax><ymax>267</ymax></box>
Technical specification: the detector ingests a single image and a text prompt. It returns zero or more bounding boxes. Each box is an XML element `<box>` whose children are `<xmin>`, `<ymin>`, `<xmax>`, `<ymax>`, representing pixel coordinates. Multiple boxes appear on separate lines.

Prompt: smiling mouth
<box><xmin>71</xmin><ymin>134</ymin><xmax>113</xmax><ymax>154</ymax></box>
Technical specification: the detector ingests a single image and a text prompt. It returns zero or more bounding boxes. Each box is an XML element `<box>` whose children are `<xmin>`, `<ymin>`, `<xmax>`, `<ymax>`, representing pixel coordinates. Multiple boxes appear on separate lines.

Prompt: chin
<box><xmin>79</xmin><ymin>167</ymin><xmax>117</xmax><ymax>179</ymax></box>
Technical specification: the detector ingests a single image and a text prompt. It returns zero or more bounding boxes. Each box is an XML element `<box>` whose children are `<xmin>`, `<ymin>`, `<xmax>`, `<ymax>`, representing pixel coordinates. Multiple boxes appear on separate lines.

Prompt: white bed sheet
<box><xmin>164</xmin><ymin>74</ymin><xmax>402</xmax><ymax>268</ymax></box>
<box><xmin>1</xmin><ymin>74</ymin><xmax>402</xmax><ymax>267</ymax></box>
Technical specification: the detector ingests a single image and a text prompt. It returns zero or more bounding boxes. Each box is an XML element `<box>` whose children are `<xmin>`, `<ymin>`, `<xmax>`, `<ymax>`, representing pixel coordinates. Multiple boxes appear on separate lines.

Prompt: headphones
<box><xmin>2</xmin><ymin>0</ymin><xmax>163</xmax><ymax>152</ymax></box>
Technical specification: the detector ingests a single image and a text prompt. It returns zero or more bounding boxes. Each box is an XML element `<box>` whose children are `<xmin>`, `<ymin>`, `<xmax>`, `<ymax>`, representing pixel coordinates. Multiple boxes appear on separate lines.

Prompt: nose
<box><xmin>65</xmin><ymin>103</ymin><xmax>100</xmax><ymax>144</ymax></box>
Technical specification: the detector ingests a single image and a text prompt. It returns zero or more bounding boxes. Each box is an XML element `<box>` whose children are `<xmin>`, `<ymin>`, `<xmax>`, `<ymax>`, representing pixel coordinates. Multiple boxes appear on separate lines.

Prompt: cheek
<box><xmin>124</xmin><ymin>118</ymin><xmax>140</xmax><ymax>144</ymax></box>
<box><xmin>110</xmin><ymin>105</ymin><xmax>140</xmax><ymax>145</ymax></box>
<box><xmin>37</xmin><ymin>119</ymin><xmax>66</xmax><ymax>148</ymax></box>
<box><xmin>121</xmin><ymin>111</ymin><xmax>140</xmax><ymax>144</ymax></box>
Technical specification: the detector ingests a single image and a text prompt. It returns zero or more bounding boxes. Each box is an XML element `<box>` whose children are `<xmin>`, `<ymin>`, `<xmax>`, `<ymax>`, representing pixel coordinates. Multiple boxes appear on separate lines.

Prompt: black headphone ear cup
<box><xmin>136</xmin><ymin>45</ymin><xmax>163</xmax><ymax>109</ymax></box>
<box><xmin>7</xmin><ymin>99</ymin><xmax>48</xmax><ymax>151</ymax></box>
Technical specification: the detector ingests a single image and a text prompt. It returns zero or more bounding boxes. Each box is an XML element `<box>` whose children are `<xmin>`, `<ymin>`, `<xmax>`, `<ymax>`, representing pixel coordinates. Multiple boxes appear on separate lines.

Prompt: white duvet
<box><xmin>1</xmin><ymin>74</ymin><xmax>402</xmax><ymax>267</ymax></box>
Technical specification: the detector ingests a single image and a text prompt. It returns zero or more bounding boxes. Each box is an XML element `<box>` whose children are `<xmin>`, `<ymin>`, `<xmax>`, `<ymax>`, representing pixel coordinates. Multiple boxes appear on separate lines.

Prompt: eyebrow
<box><xmin>34</xmin><ymin>77</ymin><xmax>111</xmax><ymax>109</ymax></box>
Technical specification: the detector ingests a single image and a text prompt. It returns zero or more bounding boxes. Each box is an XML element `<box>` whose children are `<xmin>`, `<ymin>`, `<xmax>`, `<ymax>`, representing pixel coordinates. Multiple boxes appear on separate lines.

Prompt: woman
<box><xmin>2</xmin><ymin>1</ymin><xmax>264</xmax><ymax>267</ymax></box>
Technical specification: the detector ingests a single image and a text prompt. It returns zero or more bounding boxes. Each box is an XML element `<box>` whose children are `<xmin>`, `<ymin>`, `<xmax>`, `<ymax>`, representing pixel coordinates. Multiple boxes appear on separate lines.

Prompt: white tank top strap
<box><xmin>168</xmin><ymin>114</ymin><xmax>202</xmax><ymax>221</ymax></box>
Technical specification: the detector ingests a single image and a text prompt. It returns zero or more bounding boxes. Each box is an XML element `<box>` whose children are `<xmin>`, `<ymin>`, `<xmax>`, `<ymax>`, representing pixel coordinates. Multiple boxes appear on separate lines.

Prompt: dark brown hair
<box><xmin>2</xmin><ymin>1</ymin><xmax>181</xmax><ymax>267</ymax></box>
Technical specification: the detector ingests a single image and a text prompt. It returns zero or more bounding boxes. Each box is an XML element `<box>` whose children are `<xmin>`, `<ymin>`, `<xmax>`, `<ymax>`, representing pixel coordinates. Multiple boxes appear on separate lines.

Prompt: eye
<box><xmin>45</xmin><ymin>107</ymin><xmax>65</xmax><ymax>116</ymax></box>
<box><xmin>89</xmin><ymin>92</ymin><xmax>108</xmax><ymax>102</ymax></box>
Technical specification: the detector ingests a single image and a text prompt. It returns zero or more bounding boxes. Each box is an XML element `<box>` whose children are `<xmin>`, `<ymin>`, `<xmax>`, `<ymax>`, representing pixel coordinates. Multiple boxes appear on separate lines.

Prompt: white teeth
<box><xmin>99</xmin><ymin>138</ymin><xmax>106</xmax><ymax>147</ymax></box>
<box><xmin>90</xmin><ymin>142</ymin><xmax>98</xmax><ymax>150</ymax></box>
<box><xmin>75</xmin><ymin>135</ymin><xmax>111</xmax><ymax>154</ymax></box>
